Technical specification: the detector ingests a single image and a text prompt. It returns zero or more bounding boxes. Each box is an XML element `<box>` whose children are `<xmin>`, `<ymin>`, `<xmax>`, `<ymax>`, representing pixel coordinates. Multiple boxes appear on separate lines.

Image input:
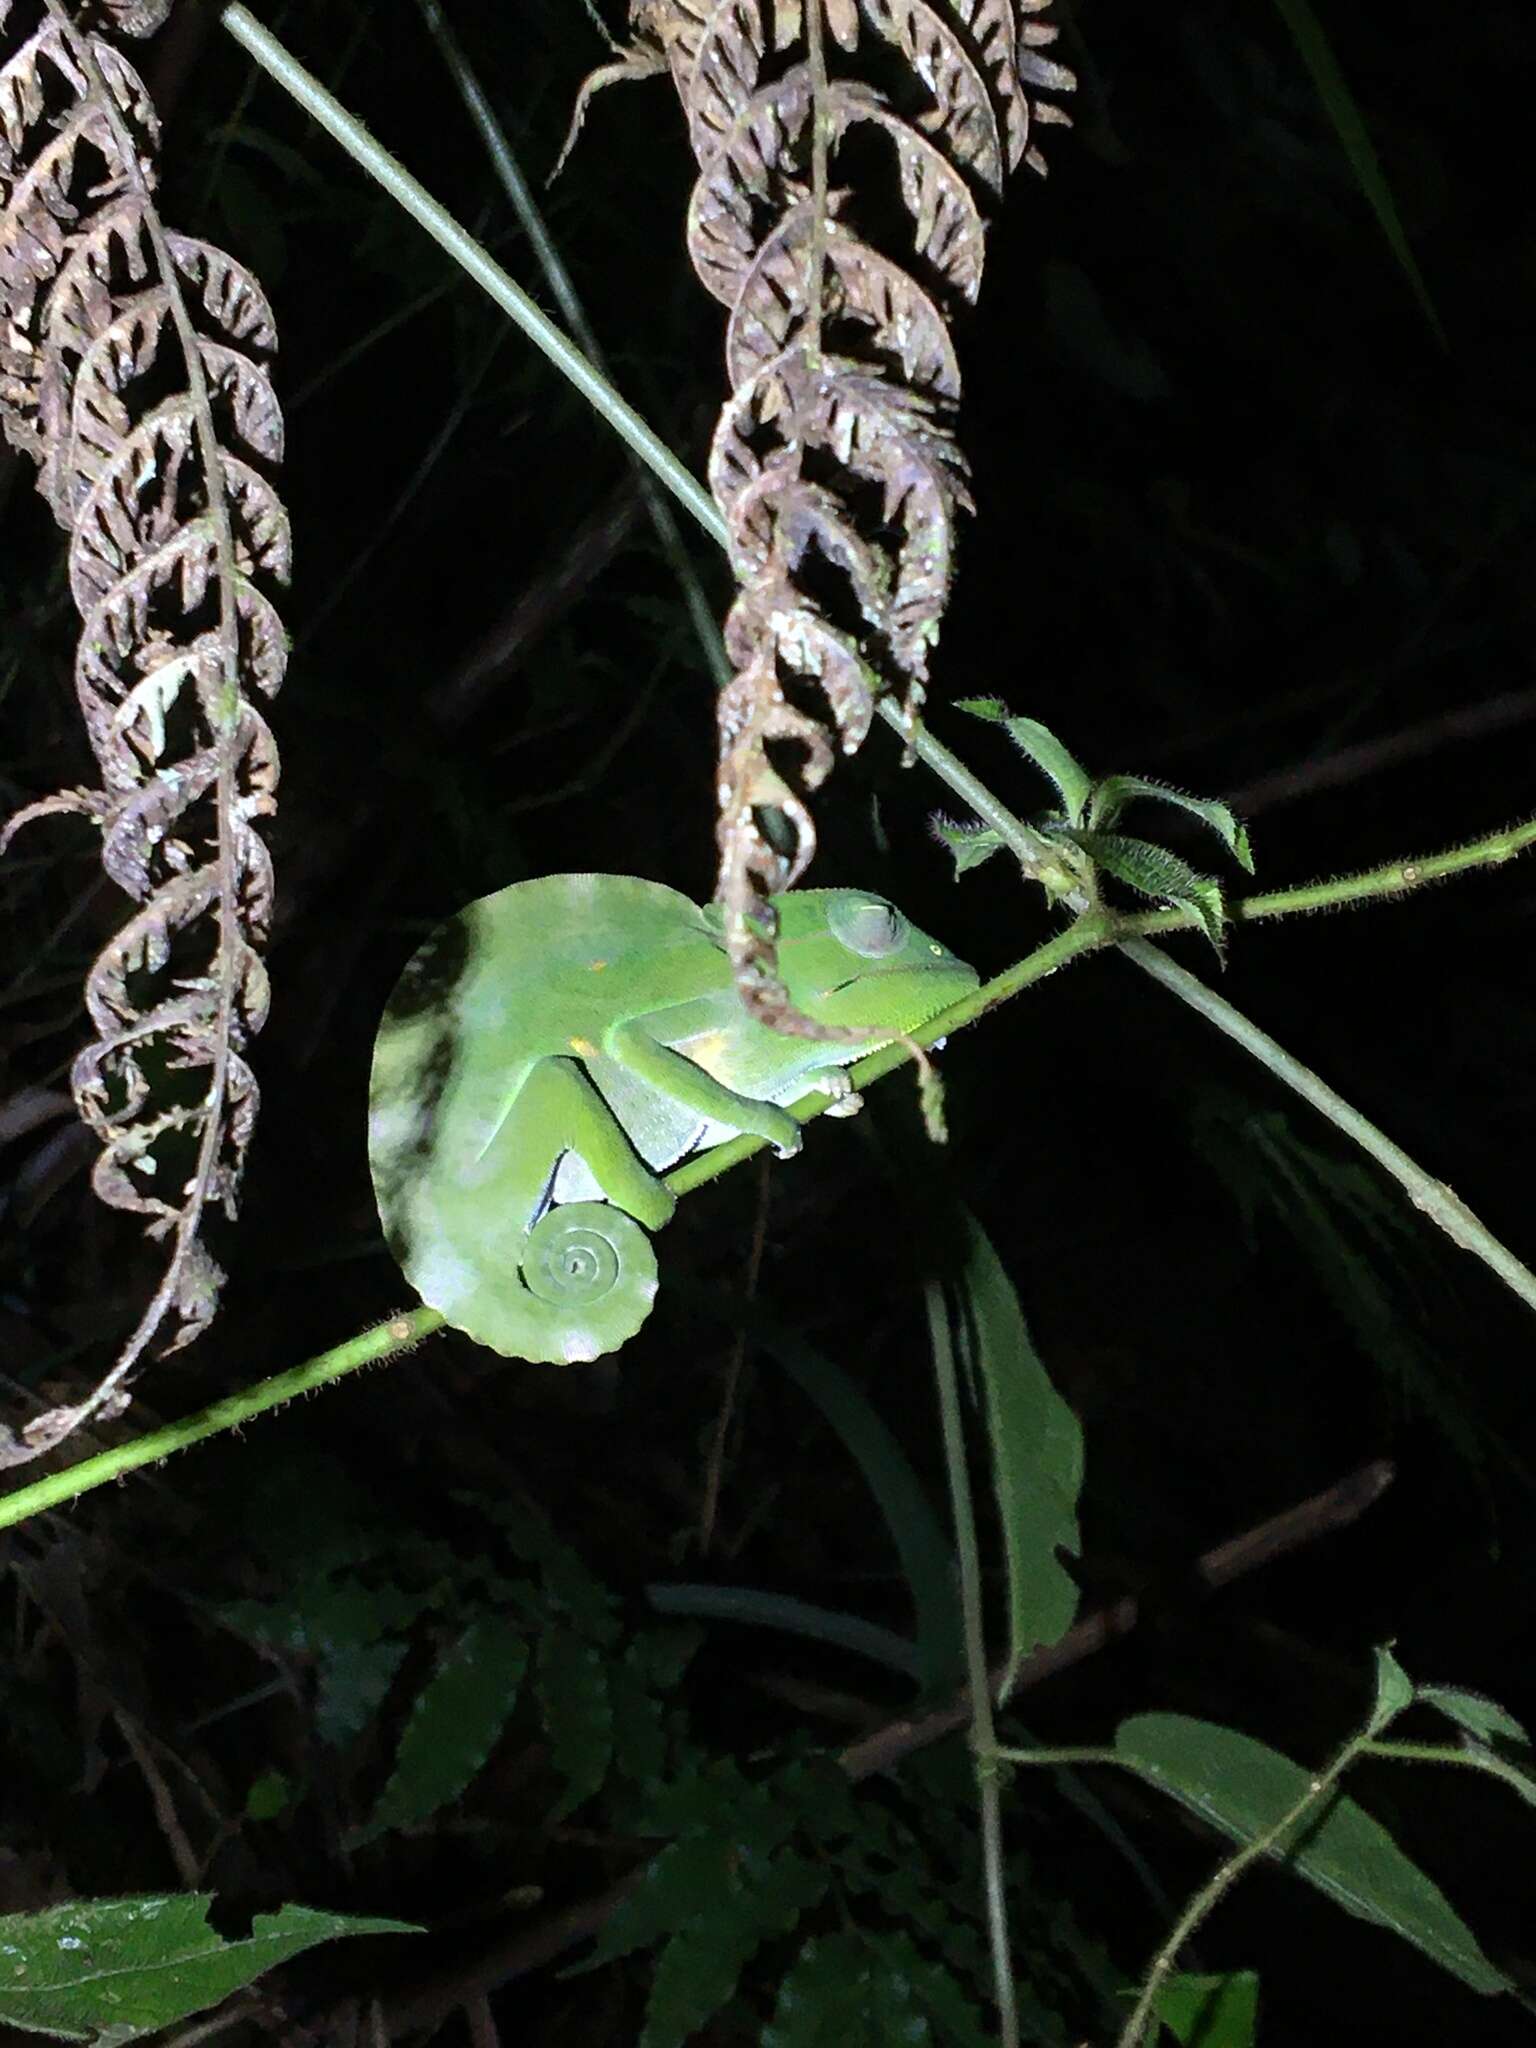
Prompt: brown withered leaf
<box><xmin>600</xmin><ymin>0</ymin><xmax>1072</xmax><ymax>1019</ymax></box>
<box><xmin>0</xmin><ymin>3</ymin><xmax>288</xmax><ymax>1459</ymax></box>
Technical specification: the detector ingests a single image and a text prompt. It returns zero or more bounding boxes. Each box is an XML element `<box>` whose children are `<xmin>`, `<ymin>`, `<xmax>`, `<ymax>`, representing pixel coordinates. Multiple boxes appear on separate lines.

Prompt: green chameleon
<box><xmin>368</xmin><ymin>873</ymin><xmax>978</xmax><ymax>1364</ymax></box>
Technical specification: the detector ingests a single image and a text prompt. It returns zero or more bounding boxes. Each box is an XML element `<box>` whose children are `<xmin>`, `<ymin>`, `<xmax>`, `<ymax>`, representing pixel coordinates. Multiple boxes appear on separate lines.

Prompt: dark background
<box><xmin>2</xmin><ymin>0</ymin><xmax>1534</xmax><ymax>2040</ymax></box>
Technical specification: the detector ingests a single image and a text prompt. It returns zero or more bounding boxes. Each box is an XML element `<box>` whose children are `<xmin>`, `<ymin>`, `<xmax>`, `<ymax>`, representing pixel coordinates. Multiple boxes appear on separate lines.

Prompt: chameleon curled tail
<box><xmin>416</xmin><ymin>1193</ymin><xmax>659</xmax><ymax>1366</ymax></box>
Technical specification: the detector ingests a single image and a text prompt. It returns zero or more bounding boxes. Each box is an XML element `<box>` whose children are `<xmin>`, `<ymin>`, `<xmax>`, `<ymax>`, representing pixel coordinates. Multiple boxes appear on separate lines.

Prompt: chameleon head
<box><xmin>772</xmin><ymin>889</ymin><xmax>979</xmax><ymax>1034</ymax></box>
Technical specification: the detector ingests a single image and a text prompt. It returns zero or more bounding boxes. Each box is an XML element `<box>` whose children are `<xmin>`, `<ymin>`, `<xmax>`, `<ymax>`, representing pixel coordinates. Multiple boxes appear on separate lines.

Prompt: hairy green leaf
<box><xmin>1087</xmin><ymin>775</ymin><xmax>1253</xmax><ymax>873</ymax></box>
<box><xmin>934</xmin><ymin>817</ymin><xmax>1007</xmax><ymax>875</ymax></box>
<box><xmin>0</xmin><ymin>1897</ymin><xmax>416</xmax><ymax>2043</ymax></box>
<box><xmin>537</xmin><ymin>1622</ymin><xmax>614</xmax><ymax>1818</ymax></box>
<box><xmin>1416</xmin><ymin>1687</ymin><xmax>1530</xmax><ymax>1749</ymax></box>
<box><xmin>956</xmin><ymin>700</ymin><xmax>1093</xmax><ymax>824</ymax></box>
<box><xmin>360</xmin><ymin>1615</ymin><xmax>528</xmax><ymax>1841</ymax></box>
<box><xmin>1115</xmin><ymin>1714</ymin><xmax>1509</xmax><ymax>1994</ymax></box>
<box><xmin>1153</xmin><ymin>1970</ymin><xmax>1259</xmax><ymax>2048</ymax></box>
<box><xmin>1077</xmin><ymin>831</ymin><xmax>1227</xmax><ymax>951</ymax></box>
<box><xmin>1369</xmin><ymin>1645</ymin><xmax>1414</xmax><ymax>1732</ymax></box>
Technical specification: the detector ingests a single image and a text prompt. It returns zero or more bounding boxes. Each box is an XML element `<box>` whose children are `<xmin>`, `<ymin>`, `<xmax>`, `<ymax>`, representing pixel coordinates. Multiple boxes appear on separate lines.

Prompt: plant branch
<box><xmin>219</xmin><ymin>6</ymin><xmax>722</xmax><ymax>546</ymax></box>
<box><xmin>0</xmin><ymin>1310</ymin><xmax>443</xmax><ymax>1532</ymax></box>
<box><xmin>412</xmin><ymin>0</ymin><xmax>729</xmax><ymax>690</ymax></box>
<box><xmin>1117</xmin><ymin>1719</ymin><xmax>1372</xmax><ymax>2048</ymax></box>
<box><xmin>1118</xmin><ymin>937</ymin><xmax>1536</xmax><ymax>1315</ymax></box>
<box><xmin>1122</xmin><ymin>813</ymin><xmax>1536</xmax><ymax>932</ymax></box>
<box><xmin>925</xmin><ymin>1277</ymin><xmax>1019</xmax><ymax>2048</ymax></box>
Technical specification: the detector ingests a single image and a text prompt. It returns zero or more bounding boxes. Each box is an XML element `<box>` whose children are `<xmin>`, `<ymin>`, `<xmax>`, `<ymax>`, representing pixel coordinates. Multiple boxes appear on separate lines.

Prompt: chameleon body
<box><xmin>369</xmin><ymin>873</ymin><xmax>978</xmax><ymax>1364</ymax></box>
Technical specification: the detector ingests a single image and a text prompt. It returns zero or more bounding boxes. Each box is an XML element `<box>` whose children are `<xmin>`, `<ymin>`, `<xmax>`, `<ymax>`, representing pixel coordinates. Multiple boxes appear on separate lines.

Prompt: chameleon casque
<box><xmin>368</xmin><ymin>874</ymin><xmax>978</xmax><ymax>1363</ymax></box>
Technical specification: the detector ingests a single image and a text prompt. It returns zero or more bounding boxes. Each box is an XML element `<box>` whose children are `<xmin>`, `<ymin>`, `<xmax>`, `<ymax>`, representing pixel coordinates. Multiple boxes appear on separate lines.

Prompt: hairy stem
<box><xmin>1118</xmin><ymin>1729</ymin><xmax>1371</xmax><ymax>2048</ymax></box>
<box><xmin>0</xmin><ymin>1310</ymin><xmax>443</xmax><ymax>1533</ymax></box>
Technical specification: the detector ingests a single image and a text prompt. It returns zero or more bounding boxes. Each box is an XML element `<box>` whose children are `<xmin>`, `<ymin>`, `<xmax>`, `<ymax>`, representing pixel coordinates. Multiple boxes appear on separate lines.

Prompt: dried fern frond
<box><xmin>596</xmin><ymin>0</ymin><xmax>1072</xmax><ymax>1027</ymax></box>
<box><xmin>0</xmin><ymin>0</ymin><xmax>289</xmax><ymax>1463</ymax></box>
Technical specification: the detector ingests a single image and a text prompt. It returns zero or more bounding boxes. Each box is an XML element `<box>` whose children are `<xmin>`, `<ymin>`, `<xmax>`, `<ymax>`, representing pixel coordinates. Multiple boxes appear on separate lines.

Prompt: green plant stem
<box><xmin>925</xmin><ymin>1278</ymin><xmax>1019</xmax><ymax>2048</ymax></box>
<box><xmin>219</xmin><ymin>4</ymin><xmax>722</xmax><ymax>550</ymax></box>
<box><xmin>1122</xmin><ymin>814</ymin><xmax>1536</xmax><ymax>933</ymax></box>
<box><xmin>996</xmin><ymin>1746</ymin><xmax>1120</xmax><ymax>1769</ymax></box>
<box><xmin>412</xmin><ymin>0</ymin><xmax>729</xmax><ymax>691</ymax></box>
<box><xmin>0</xmin><ymin>1309</ymin><xmax>443</xmax><ymax>1533</ymax></box>
<box><xmin>1118</xmin><ymin>1730</ymin><xmax>1371</xmax><ymax>2048</ymax></box>
<box><xmin>1119</xmin><ymin>937</ymin><xmax>1536</xmax><ymax>1314</ymax></box>
<box><xmin>1361</xmin><ymin>1739</ymin><xmax>1506</xmax><ymax>1769</ymax></box>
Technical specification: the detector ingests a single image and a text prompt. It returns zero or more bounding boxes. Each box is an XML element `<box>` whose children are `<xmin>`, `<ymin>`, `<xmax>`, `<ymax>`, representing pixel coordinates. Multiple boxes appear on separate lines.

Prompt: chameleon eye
<box><xmin>829</xmin><ymin>897</ymin><xmax>908</xmax><ymax>958</ymax></box>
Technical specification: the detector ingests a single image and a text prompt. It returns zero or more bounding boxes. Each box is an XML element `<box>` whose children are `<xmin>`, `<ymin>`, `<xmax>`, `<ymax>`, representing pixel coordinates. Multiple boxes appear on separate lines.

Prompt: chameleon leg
<box><xmin>503</xmin><ymin>1055</ymin><xmax>677</xmax><ymax>1232</ymax></box>
<box><xmin>603</xmin><ymin>1020</ymin><xmax>803</xmax><ymax>1157</ymax></box>
<box><xmin>419</xmin><ymin>1055</ymin><xmax>670</xmax><ymax>1364</ymax></box>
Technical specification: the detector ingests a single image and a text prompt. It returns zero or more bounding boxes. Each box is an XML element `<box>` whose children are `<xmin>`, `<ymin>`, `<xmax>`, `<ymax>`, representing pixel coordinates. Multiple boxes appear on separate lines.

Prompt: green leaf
<box><xmin>639</xmin><ymin>1851</ymin><xmax>826</xmax><ymax>2048</ymax></box>
<box><xmin>1086</xmin><ymin>776</ymin><xmax>1253</xmax><ymax>874</ymax></box>
<box><xmin>359</xmin><ymin>1615</ymin><xmax>528</xmax><ymax>1840</ymax></box>
<box><xmin>645</xmin><ymin>1583</ymin><xmax>921</xmax><ymax>1679</ymax></box>
<box><xmin>1076</xmin><ymin>831</ymin><xmax>1228</xmax><ymax>952</ymax></box>
<box><xmin>1268</xmin><ymin>0</ymin><xmax>1446</xmax><ymax>347</ymax></box>
<box><xmin>1115</xmin><ymin>1714</ymin><xmax>1509</xmax><ymax>1994</ymax></box>
<box><xmin>243</xmin><ymin>1770</ymin><xmax>292</xmax><ymax>1823</ymax></box>
<box><xmin>765</xmin><ymin>1929</ymin><xmax>997</xmax><ymax>2047</ymax></box>
<box><xmin>0</xmin><ymin>1896</ymin><xmax>417</xmax><ymax>2043</ymax></box>
<box><xmin>956</xmin><ymin>700</ymin><xmax>1093</xmax><ymax>825</ymax></box>
<box><xmin>1416</xmin><ymin>1687</ymin><xmax>1530</xmax><ymax>1749</ymax></box>
<box><xmin>578</xmin><ymin>1787</ymin><xmax>829</xmax><ymax>2048</ymax></box>
<box><xmin>952</xmin><ymin>1212</ymin><xmax>1082</xmax><ymax>1696</ymax></box>
<box><xmin>464</xmin><ymin>1493</ymin><xmax>622</xmax><ymax>1643</ymax></box>
<box><xmin>934</xmin><ymin>817</ymin><xmax>1006</xmax><ymax>875</ymax></box>
<box><xmin>1152</xmin><ymin>1971</ymin><xmax>1259</xmax><ymax>2048</ymax></box>
<box><xmin>536</xmin><ymin>1622</ymin><xmax>614</xmax><ymax>1818</ymax></box>
<box><xmin>1370</xmin><ymin>1645</ymin><xmax>1415</xmax><ymax>1733</ymax></box>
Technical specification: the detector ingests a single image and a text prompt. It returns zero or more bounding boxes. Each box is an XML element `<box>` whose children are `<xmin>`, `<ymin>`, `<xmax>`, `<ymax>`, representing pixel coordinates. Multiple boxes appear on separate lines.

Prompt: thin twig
<box><xmin>1116</xmin><ymin>1718</ymin><xmax>1373</xmax><ymax>2048</ymax></box>
<box><xmin>412</xmin><ymin>0</ymin><xmax>728</xmax><ymax>689</ymax></box>
<box><xmin>926</xmin><ymin>1277</ymin><xmax>1019</xmax><ymax>2048</ymax></box>
<box><xmin>1119</xmin><ymin>937</ymin><xmax>1536</xmax><ymax>1315</ymax></box>
<box><xmin>113</xmin><ymin>1707</ymin><xmax>203</xmax><ymax>1887</ymax></box>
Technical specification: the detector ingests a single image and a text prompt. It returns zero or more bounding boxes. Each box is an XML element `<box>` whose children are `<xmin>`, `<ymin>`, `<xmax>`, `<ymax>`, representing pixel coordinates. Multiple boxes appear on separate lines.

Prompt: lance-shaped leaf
<box><xmin>359</xmin><ymin>1615</ymin><xmax>529</xmax><ymax>1841</ymax></box>
<box><xmin>1088</xmin><ymin>773</ymin><xmax>1254</xmax><ymax>873</ymax></box>
<box><xmin>956</xmin><ymin>698</ymin><xmax>1092</xmax><ymax>824</ymax></box>
<box><xmin>952</xmin><ymin>1210</ymin><xmax>1082</xmax><ymax>1695</ymax></box>
<box><xmin>1116</xmin><ymin>1714</ymin><xmax>1510</xmax><ymax>1996</ymax></box>
<box><xmin>1074</xmin><ymin>829</ymin><xmax>1228</xmax><ymax>953</ymax></box>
